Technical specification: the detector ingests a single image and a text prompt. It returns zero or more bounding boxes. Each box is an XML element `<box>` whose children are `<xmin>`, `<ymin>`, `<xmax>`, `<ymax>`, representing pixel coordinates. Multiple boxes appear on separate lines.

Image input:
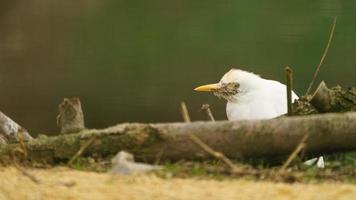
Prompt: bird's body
<box><xmin>195</xmin><ymin>69</ymin><xmax>299</xmax><ymax>120</ymax></box>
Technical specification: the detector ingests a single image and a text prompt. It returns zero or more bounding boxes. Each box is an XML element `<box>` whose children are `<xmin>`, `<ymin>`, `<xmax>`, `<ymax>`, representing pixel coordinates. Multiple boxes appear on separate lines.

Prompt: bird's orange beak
<box><xmin>194</xmin><ymin>83</ymin><xmax>220</xmax><ymax>92</ymax></box>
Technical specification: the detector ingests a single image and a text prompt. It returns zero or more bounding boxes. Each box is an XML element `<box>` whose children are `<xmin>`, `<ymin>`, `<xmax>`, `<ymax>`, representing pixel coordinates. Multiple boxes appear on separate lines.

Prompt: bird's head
<box><xmin>194</xmin><ymin>68</ymin><xmax>262</xmax><ymax>102</ymax></box>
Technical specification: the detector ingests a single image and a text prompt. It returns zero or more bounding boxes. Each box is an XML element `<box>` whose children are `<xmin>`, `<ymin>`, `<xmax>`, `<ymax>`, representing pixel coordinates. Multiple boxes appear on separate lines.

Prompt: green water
<box><xmin>0</xmin><ymin>1</ymin><xmax>355</xmax><ymax>135</ymax></box>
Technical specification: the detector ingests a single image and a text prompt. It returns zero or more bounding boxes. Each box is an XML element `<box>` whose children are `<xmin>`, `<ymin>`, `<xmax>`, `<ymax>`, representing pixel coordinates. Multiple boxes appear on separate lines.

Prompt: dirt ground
<box><xmin>1</xmin><ymin>167</ymin><xmax>356</xmax><ymax>200</ymax></box>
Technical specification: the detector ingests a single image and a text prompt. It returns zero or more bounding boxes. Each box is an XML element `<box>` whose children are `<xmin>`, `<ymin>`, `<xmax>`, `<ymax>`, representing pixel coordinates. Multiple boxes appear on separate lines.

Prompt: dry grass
<box><xmin>1</xmin><ymin>167</ymin><xmax>356</xmax><ymax>200</ymax></box>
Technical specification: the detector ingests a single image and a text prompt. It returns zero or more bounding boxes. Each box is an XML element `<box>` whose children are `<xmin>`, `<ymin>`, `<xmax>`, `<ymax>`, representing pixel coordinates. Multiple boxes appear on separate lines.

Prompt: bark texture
<box><xmin>57</xmin><ymin>97</ymin><xmax>85</xmax><ymax>134</ymax></box>
<box><xmin>0</xmin><ymin>112</ymin><xmax>33</xmax><ymax>145</ymax></box>
<box><xmin>310</xmin><ymin>81</ymin><xmax>356</xmax><ymax>113</ymax></box>
<box><xmin>293</xmin><ymin>82</ymin><xmax>356</xmax><ymax>115</ymax></box>
<box><xmin>1</xmin><ymin>112</ymin><xmax>356</xmax><ymax>164</ymax></box>
<box><xmin>292</xmin><ymin>96</ymin><xmax>318</xmax><ymax>115</ymax></box>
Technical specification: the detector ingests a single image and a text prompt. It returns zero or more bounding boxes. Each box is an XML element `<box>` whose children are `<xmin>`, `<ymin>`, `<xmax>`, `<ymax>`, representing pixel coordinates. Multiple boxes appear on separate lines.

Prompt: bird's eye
<box><xmin>227</xmin><ymin>82</ymin><xmax>240</xmax><ymax>90</ymax></box>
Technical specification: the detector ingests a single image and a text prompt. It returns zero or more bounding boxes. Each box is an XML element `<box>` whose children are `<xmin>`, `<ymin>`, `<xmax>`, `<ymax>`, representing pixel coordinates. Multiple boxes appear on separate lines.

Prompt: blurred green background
<box><xmin>0</xmin><ymin>0</ymin><xmax>355</xmax><ymax>135</ymax></box>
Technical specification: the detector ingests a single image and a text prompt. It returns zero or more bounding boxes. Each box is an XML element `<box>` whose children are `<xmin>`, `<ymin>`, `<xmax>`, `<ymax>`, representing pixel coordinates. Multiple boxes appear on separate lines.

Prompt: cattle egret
<box><xmin>194</xmin><ymin>69</ymin><xmax>299</xmax><ymax>120</ymax></box>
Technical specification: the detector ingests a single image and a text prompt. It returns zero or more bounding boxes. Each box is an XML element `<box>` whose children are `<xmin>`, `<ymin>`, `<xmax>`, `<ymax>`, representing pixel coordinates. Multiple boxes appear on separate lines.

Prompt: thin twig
<box><xmin>180</xmin><ymin>102</ymin><xmax>191</xmax><ymax>123</ymax></box>
<box><xmin>18</xmin><ymin>133</ymin><xmax>28</xmax><ymax>157</ymax></box>
<box><xmin>305</xmin><ymin>17</ymin><xmax>337</xmax><ymax>95</ymax></box>
<box><xmin>188</xmin><ymin>134</ymin><xmax>240</xmax><ymax>172</ymax></box>
<box><xmin>9</xmin><ymin>133</ymin><xmax>40</xmax><ymax>184</ymax></box>
<box><xmin>154</xmin><ymin>145</ymin><xmax>166</xmax><ymax>165</ymax></box>
<box><xmin>13</xmin><ymin>162</ymin><xmax>41</xmax><ymax>184</ymax></box>
<box><xmin>285</xmin><ymin>66</ymin><xmax>293</xmax><ymax>116</ymax></box>
<box><xmin>201</xmin><ymin>104</ymin><xmax>215</xmax><ymax>121</ymax></box>
<box><xmin>68</xmin><ymin>136</ymin><xmax>97</xmax><ymax>166</ymax></box>
<box><xmin>180</xmin><ymin>102</ymin><xmax>241</xmax><ymax>173</ymax></box>
<box><xmin>279</xmin><ymin>134</ymin><xmax>309</xmax><ymax>173</ymax></box>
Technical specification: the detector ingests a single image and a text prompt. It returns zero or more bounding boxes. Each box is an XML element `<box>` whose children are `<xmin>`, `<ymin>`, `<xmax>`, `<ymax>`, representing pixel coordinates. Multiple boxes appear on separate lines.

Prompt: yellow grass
<box><xmin>1</xmin><ymin>167</ymin><xmax>355</xmax><ymax>200</ymax></box>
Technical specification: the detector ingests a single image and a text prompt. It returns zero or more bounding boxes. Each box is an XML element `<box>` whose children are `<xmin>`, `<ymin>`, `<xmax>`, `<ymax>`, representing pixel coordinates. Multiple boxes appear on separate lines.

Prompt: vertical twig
<box><xmin>305</xmin><ymin>17</ymin><xmax>337</xmax><ymax>95</ymax></box>
<box><xmin>18</xmin><ymin>133</ymin><xmax>28</xmax><ymax>157</ymax></box>
<box><xmin>154</xmin><ymin>145</ymin><xmax>166</xmax><ymax>165</ymax></box>
<box><xmin>201</xmin><ymin>104</ymin><xmax>215</xmax><ymax>122</ymax></box>
<box><xmin>180</xmin><ymin>102</ymin><xmax>191</xmax><ymax>123</ymax></box>
<box><xmin>285</xmin><ymin>66</ymin><xmax>293</xmax><ymax>116</ymax></box>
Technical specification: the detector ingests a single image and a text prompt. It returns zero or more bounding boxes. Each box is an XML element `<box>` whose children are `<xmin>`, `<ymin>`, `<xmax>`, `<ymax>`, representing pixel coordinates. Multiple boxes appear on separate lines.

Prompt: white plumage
<box><xmin>195</xmin><ymin>69</ymin><xmax>299</xmax><ymax>120</ymax></box>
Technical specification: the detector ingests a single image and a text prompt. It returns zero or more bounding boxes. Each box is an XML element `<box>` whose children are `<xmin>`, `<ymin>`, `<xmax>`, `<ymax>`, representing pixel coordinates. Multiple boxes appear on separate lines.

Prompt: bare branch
<box><xmin>14</xmin><ymin>162</ymin><xmax>41</xmax><ymax>184</ymax></box>
<box><xmin>68</xmin><ymin>136</ymin><xmax>97</xmax><ymax>166</ymax></box>
<box><xmin>305</xmin><ymin>17</ymin><xmax>337</xmax><ymax>95</ymax></box>
<box><xmin>180</xmin><ymin>102</ymin><xmax>241</xmax><ymax>173</ymax></box>
<box><xmin>201</xmin><ymin>104</ymin><xmax>215</xmax><ymax>121</ymax></box>
<box><xmin>279</xmin><ymin>134</ymin><xmax>309</xmax><ymax>173</ymax></box>
<box><xmin>180</xmin><ymin>102</ymin><xmax>191</xmax><ymax>123</ymax></box>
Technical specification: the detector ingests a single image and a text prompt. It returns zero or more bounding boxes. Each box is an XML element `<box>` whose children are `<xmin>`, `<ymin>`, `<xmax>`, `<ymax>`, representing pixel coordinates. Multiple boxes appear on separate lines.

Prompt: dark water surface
<box><xmin>0</xmin><ymin>1</ymin><xmax>355</xmax><ymax>135</ymax></box>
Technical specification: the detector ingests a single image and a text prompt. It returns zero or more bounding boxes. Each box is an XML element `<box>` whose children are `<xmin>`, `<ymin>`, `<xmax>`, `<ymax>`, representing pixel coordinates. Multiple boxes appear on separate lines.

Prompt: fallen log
<box><xmin>1</xmin><ymin>112</ymin><xmax>356</xmax><ymax>164</ymax></box>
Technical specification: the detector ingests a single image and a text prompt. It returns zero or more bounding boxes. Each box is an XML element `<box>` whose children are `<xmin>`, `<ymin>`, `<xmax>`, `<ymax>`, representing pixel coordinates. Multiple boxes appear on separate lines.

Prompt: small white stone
<box><xmin>110</xmin><ymin>151</ymin><xmax>162</xmax><ymax>175</ymax></box>
<box><xmin>316</xmin><ymin>156</ymin><xmax>325</xmax><ymax>169</ymax></box>
<box><xmin>304</xmin><ymin>157</ymin><xmax>318</xmax><ymax>166</ymax></box>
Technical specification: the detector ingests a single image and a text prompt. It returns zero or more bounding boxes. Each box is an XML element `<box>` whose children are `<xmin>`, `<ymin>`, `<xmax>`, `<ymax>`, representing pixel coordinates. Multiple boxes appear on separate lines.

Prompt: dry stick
<box><xmin>180</xmin><ymin>102</ymin><xmax>241</xmax><ymax>173</ymax></box>
<box><xmin>188</xmin><ymin>134</ymin><xmax>240</xmax><ymax>172</ymax></box>
<box><xmin>305</xmin><ymin>17</ymin><xmax>337</xmax><ymax>95</ymax></box>
<box><xmin>18</xmin><ymin>133</ymin><xmax>28</xmax><ymax>157</ymax></box>
<box><xmin>180</xmin><ymin>102</ymin><xmax>191</xmax><ymax>123</ymax></box>
<box><xmin>11</xmin><ymin>142</ymin><xmax>40</xmax><ymax>184</ymax></box>
<box><xmin>279</xmin><ymin>134</ymin><xmax>309</xmax><ymax>173</ymax></box>
<box><xmin>9</xmin><ymin>133</ymin><xmax>41</xmax><ymax>184</ymax></box>
<box><xmin>68</xmin><ymin>136</ymin><xmax>97</xmax><ymax>166</ymax></box>
<box><xmin>13</xmin><ymin>162</ymin><xmax>41</xmax><ymax>184</ymax></box>
<box><xmin>154</xmin><ymin>145</ymin><xmax>166</xmax><ymax>165</ymax></box>
<box><xmin>285</xmin><ymin>67</ymin><xmax>293</xmax><ymax>116</ymax></box>
<box><xmin>201</xmin><ymin>104</ymin><xmax>216</xmax><ymax>121</ymax></box>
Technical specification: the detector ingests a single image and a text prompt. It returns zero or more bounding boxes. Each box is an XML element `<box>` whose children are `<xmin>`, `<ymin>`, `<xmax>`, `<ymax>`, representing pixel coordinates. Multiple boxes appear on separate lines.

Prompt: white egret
<box><xmin>194</xmin><ymin>68</ymin><xmax>299</xmax><ymax>120</ymax></box>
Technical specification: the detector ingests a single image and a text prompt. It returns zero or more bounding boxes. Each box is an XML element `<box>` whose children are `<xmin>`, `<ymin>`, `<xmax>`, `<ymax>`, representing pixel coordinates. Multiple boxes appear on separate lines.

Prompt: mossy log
<box><xmin>293</xmin><ymin>82</ymin><xmax>356</xmax><ymax>115</ymax></box>
<box><xmin>310</xmin><ymin>81</ymin><xmax>356</xmax><ymax>113</ymax></box>
<box><xmin>1</xmin><ymin>112</ymin><xmax>356</xmax><ymax>164</ymax></box>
